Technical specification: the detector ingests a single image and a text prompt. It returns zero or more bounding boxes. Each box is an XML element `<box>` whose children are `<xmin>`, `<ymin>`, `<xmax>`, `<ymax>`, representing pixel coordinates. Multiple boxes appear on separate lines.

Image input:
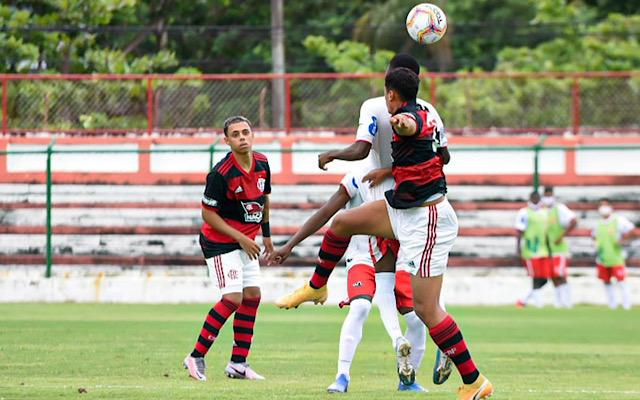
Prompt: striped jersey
<box><xmin>200</xmin><ymin>151</ymin><xmax>271</xmax><ymax>257</ymax></box>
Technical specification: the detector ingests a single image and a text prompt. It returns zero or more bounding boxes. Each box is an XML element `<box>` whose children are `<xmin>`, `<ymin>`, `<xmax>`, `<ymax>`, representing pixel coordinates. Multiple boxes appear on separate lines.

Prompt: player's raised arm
<box><xmin>267</xmin><ymin>187</ymin><xmax>351</xmax><ymax>265</ymax></box>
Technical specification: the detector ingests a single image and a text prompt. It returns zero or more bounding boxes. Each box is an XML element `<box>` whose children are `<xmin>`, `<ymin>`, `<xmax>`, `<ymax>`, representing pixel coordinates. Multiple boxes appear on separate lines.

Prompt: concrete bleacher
<box><xmin>1</xmin><ymin>183</ymin><xmax>638</xmax><ymax>304</ymax></box>
<box><xmin>1</xmin><ymin>183</ymin><xmax>638</xmax><ymax>266</ymax></box>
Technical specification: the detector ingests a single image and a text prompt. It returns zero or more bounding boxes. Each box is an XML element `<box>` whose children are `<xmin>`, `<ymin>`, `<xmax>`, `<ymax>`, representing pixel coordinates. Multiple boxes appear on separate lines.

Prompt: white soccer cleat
<box><xmin>183</xmin><ymin>354</ymin><xmax>207</xmax><ymax>381</ymax></box>
<box><xmin>224</xmin><ymin>362</ymin><xmax>265</xmax><ymax>380</ymax></box>
<box><xmin>395</xmin><ymin>336</ymin><xmax>415</xmax><ymax>386</ymax></box>
<box><xmin>327</xmin><ymin>373</ymin><xmax>350</xmax><ymax>393</ymax></box>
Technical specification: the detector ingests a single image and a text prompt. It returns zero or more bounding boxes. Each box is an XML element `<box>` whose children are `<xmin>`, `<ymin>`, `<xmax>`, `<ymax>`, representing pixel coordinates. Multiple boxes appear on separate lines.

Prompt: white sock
<box><xmin>604</xmin><ymin>283</ymin><xmax>617</xmax><ymax>309</ymax></box>
<box><xmin>337</xmin><ymin>298</ymin><xmax>371</xmax><ymax>377</ymax></box>
<box><xmin>403</xmin><ymin>311</ymin><xmax>426</xmax><ymax>370</ymax></box>
<box><xmin>618</xmin><ymin>281</ymin><xmax>632</xmax><ymax>310</ymax></box>
<box><xmin>561</xmin><ymin>284</ymin><xmax>573</xmax><ymax>308</ymax></box>
<box><xmin>524</xmin><ymin>288</ymin><xmax>543</xmax><ymax>308</ymax></box>
<box><xmin>374</xmin><ymin>272</ymin><xmax>403</xmax><ymax>346</ymax></box>
<box><xmin>553</xmin><ymin>286</ymin><xmax>563</xmax><ymax>308</ymax></box>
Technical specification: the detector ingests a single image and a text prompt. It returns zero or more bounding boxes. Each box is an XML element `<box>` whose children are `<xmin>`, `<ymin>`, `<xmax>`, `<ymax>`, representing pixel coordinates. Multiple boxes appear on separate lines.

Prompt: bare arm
<box><xmin>390</xmin><ymin>114</ymin><xmax>417</xmax><ymax>136</ymax></box>
<box><xmin>318</xmin><ymin>141</ymin><xmax>372</xmax><ymax>170</ymax></box>
<box><xmin>202</xmin><ymin>207</ymin><xmax>261</xmax><ymax>259</ymax></box>
<box><xmin>516</xmin><ymin>230</ymin><xmax>523</xmax><ymax>259</ymax></box>
<box><xmin>268</xmin><ymin>187</ymin><xmax>351</xmax><ymax>264</ymax></box>
<box><xmin>262</xmin><ymin>195</ymin><xmax>274</xmax><ymax>257</ymax></box>
<box><xmin>438</xmin><ymin>146</ymin><xmax>451</xmax><ymax>164</ymax></box>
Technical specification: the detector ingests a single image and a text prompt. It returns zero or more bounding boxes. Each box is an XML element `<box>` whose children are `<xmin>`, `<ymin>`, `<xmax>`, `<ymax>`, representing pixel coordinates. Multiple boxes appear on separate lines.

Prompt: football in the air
<box><xmin>405</xmin><ymin>3</ymin><xmax>447</xmax><ymax>45</ymax></box>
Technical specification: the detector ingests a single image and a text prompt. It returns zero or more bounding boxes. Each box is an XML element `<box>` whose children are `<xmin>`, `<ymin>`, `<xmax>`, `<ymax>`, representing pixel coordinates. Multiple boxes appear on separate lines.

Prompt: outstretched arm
<box><xmin>318</xmin><ymin>141</ymin><xmax>372</xmax><ymax>170</ymax></box>
<box><xmin>268</xmin><ymin>187</ymin><xmax>351</xmax><ymax>264</ymax></box>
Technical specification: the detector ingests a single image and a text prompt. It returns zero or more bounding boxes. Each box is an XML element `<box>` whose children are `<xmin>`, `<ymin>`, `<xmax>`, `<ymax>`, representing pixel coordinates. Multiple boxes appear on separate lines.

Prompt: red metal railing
<box><xmin>1</xmin><ymin>71</ymin><xmax>639</xmax><ymax>136</ymax></box>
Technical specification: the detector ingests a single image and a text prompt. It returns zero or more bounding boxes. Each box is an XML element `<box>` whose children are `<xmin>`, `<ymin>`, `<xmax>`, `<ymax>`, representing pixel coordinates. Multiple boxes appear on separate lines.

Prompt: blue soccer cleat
<box><xmin>327</xmin><ymin>374</ymin><xmax>350</xmax><ymax>393</ymax></box>
<box><xmin>432</xmin><ymin>348</ymin><xmax>453</xmax><ymax>385</ymax></box>
<box><xmin>398</xmin><ymin>381</ymin><xmax>428</xmax><ymax>392</ymax></box>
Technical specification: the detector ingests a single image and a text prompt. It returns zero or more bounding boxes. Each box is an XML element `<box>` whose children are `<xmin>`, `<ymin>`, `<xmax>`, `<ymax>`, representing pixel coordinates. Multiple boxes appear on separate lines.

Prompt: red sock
<box><xmin>231</xmin><ymin>297</ymin><xmax>260</xmax><ymax>363</ymax></box>
<box><xmin>429</xmin><ymin>314</ymin><xmax>480</xmax><ymax>384</ymax></box>
<box><xmin>309</xmin><ymin>229</ymin><xmax>351</xmax><ymax>289</ymax></box>
<box><xmin>191</xmin><ymin>298</ymin><xmax>237</xmax><ymax>357</ymax></box>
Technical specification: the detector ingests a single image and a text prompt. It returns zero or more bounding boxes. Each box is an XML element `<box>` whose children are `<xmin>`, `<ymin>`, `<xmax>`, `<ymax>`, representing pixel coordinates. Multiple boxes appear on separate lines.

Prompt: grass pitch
<box><xmin>0</xmin><ymin>304</ymin><xmax>639</xmax><ymax>400</ymax></box>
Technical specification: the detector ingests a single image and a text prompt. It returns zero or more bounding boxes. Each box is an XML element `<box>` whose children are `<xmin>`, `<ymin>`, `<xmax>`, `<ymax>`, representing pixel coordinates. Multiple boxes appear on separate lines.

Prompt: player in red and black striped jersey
<box><xmin>184</xmin><ymin>115</ymin><xmax>272</xmax><ymax>382</ymax></box>
<box><xmin>273</xmin><ymin>68</ymin><xmax>492</xmax><ymax>399</ymax></box>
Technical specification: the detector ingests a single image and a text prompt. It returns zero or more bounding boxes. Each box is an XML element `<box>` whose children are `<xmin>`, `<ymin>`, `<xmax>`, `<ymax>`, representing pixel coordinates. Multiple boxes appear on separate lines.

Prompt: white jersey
<box><xmin>355</xmin><ymin>96</ymin><xmax>447</xmax><ymax>169</ymax></box>
<box><xmin>339</xmin><ymin>167</ymin><xmax>394</xmax><ymax>269</ymax></box>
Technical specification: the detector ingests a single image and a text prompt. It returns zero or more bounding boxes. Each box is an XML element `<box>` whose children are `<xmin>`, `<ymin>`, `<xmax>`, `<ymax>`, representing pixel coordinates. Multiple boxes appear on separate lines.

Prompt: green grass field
<box><xmin>0</xmin><ymin>304</ymin><xmax>639</xmax><ymax>400</ymax></box>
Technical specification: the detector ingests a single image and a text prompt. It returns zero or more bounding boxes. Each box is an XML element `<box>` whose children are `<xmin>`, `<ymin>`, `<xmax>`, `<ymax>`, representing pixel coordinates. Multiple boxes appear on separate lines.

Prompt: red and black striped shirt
<box><xmin>200</xmin><ymin>151</ymin><xmax>271</xmax><ymax>257</ymax></box>
<box><xmin>385</xmin><ymin>101</ymin><xmax>447</xmax><ymax>209</ymax></box>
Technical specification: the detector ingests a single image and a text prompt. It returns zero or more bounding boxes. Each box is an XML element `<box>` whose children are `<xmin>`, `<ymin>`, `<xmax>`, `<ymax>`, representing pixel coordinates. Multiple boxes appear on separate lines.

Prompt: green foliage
<box><xmin>303</xmin><ymin>36</ymin><xmax>394</xmax><ymax>73</ymax></box>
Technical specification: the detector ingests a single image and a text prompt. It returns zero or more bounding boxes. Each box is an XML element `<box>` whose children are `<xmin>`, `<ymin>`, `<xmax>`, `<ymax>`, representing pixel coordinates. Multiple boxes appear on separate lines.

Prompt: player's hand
<box><xmin>554</xmin><ymin>236</ymin><xmax>564</xmax><ymax>245</ymax></box>
<box><xmin>267</xmin><ymin>245</ymin><xmax>293</xmax><ymax>265</ymax></box>
<box><xmin>318</xmin><ymin>151</ymin><xmax>335</xmax><ymax>171</ymax></box>
<box><xmin>238</xmin><ymin>235</ymin><xmax>261</xmax><ymax>260</ymax></box>
<box><xmin>363</xmin><ymin>168</ymin><xmax>392</xmax><ymax>188</ymax></box>
<box><xmin>261</xmin><ymin>237</ymin><xmax>274</xmax><ymax>260</ymax></box>
<box><xmin>390</xmin><ymin>114</ymin><xmax>409</xmax><ymax>131</ymax></box>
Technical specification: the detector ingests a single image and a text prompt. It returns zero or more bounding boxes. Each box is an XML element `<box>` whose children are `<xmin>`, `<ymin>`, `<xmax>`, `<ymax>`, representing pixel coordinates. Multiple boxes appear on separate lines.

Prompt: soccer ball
<box><xmin>405</xmin><ymin>3</ymin><xmax>447</xmax><ymax>45</ymax></box>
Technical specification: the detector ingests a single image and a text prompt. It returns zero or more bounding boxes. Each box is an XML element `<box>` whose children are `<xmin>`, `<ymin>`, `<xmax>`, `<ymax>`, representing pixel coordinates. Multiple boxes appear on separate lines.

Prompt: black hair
<box><xmin>385</xmin><ymin>67</ymin><xmax>419</xmax><ymax>102</ymax></box>
<box><xmin>543</xmin><ymin>186</ymin><xmax>554</xmax><ymax>194</ymax></box>
<box><xmin>530</xmin><ymin>190</ymin><xmax>540</xmax><ymax>200</ymax></box>
<box><xmin>388</xmin><ymin>53</ymin><xmax>420</xmax><ymax>75</ymax></box>
<box><xmin>223</xmin><ymin>115</ymin><xmax>251</xmax><ymax>136</ymax></box>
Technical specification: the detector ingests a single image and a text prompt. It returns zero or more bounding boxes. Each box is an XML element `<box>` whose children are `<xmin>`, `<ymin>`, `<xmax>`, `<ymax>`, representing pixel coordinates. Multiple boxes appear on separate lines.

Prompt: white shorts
<box><xmin>205</xmin><ymin>249</ymin><xmax>260</xmax><ymax>295</ymax></box>
<box><xmin>344</xmin><ymin>235</ymin><xmax>382</xmax><ymax>271</ymax></box>
<box><xmin>386</xmin><ymin>197</ymin><xmax>458</xmax><ymax>278</ymax></box>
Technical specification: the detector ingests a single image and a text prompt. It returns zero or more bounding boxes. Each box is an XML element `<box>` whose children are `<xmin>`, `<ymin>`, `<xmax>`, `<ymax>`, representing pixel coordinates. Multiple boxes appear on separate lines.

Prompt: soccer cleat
<box><xmin>327</xmin><ymin>374</ymin><xmax>350</xmax><ymax>393</ymax></box>
<box><xmin>457</xmin><ymin>374</ymin><xmax>493</xmax><ymax>400</ymax></box>
<box><xmin>432</xmin><ymin>349</ymin><xmax>453</xmax><ymax>385</ymax></box>
<box><xmin>395</xmin><ymin>336</ymin><xmax>415</xmax><ymax>386</ymax></box>
<box><xmin>224</xmin><ymin>362</ymin><xmax>265</xmax><ymax>380</ymax></box>
<box><xmin>398</xmin><ymin>381</ymin><xmax>428</xmax><ymax>392</ymax></box>
<box><xmin>515</xmin><ymin>299</ymin><xmax>526</xmax><ymax>308</ymax></box>
<box><xmin>275</xmin><ymin>283</ymin><xmax>328</xmax><ymax>309</ymax></box>
<box><xmin>183</xmin><ymin>354</ymin><xmax>207</xmax><ymax>381</ymax></box>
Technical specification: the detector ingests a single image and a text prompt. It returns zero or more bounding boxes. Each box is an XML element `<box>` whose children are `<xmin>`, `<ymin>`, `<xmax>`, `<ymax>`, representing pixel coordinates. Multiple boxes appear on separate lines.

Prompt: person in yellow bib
<box><xmin>542</xmin><ymin>186</ymin><xmax>577</xmax><ymax>308</ymax></box>
<box><xmin>593</xmin><ymin>199</ymin><xmax>636</xmax><ymax>310</ymax></box>
<box><xmin>515</xmin><ymin>191</ymin><xmax>551</xmax><ymax>308</ymax></box>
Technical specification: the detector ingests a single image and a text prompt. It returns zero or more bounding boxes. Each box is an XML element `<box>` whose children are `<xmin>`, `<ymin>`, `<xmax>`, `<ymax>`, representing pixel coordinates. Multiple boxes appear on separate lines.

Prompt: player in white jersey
<box><xmin>269</xmin><ymin>165</ymin><xmax>428</xmax><ymax>392</ymax></box>
<box><xmin>274</xmin><ymin>54</ymin><xmax>452</xmax><ymax>387</ymax></box>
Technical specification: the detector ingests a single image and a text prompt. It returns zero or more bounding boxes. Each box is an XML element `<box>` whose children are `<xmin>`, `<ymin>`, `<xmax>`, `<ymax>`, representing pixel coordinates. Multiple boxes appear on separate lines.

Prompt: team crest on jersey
<box><xmin>257</xmin><ymin>177</ymin><xmax>266</xmax><ymax>192</ymax></box>
<box><xmin>241</xmin><ymin>201</ymin><xmax>264</xmax><ymax>223</ymax></box>
<box><xmin>368</xmin><ymin>116</ymin><xmax>378</xmax><ymax>136</ymax></box>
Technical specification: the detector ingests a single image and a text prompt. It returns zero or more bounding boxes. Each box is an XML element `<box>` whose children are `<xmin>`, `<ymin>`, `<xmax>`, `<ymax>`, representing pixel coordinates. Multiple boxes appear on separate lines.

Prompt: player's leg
<box><xmin>393</xmin><ymin>269</ymin><xmax>431</xmax><ymax>392</ymax></box>
<box><xmin>277</xmin><ymin>200</ymin><xmax>394</xmax><ymax>308</ymax></box>
<box><xmin>328</xmin><ymin>264</ymin><xmax>375</xmax><ymax>393</ymax></box>
<box><xmin>185</xmin><ymin>252</ymin><xmax>244</xmax><ymax>381</ymax></box>
<box><xmin>519</xmin><ymin>258</ymin><xmax>547</xmax><ymax>308</ymax></box>
<box><xmin>226</xmin><ymin>255</ymin><xmax>265</xmax><ymax>380</ymax></box>
<box><xmin>613</xmin><ymin>267</ymin><xmax>631</xmax><ymax>310</ymax></box>
<box><xmin>373</xmin><ymin>248</ymin><xmax>416</xmax><ymax>388</ymax></box>
<box><xmin>312</xmin><ymin>200</ymin><xmax>394</xmax><ymax>288</ymax></box>
<box><xmin>412</xmin><ymin>275</ymin><xmax>492</xmax><ymax>399</ymax></box>
<box><xmin>551</xmin><ymin>256</ymin><xmax>571</xmax><ymax>308</ymax></box>
<box><xmin>598</xmin><ymin>264</ymin><xmax>617</xmax><ymax>309</ymax></box>
<box><xmin>397</xmin><ymin>198</ymin><xmax>491</xmax><ymax>399</ymax></box>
